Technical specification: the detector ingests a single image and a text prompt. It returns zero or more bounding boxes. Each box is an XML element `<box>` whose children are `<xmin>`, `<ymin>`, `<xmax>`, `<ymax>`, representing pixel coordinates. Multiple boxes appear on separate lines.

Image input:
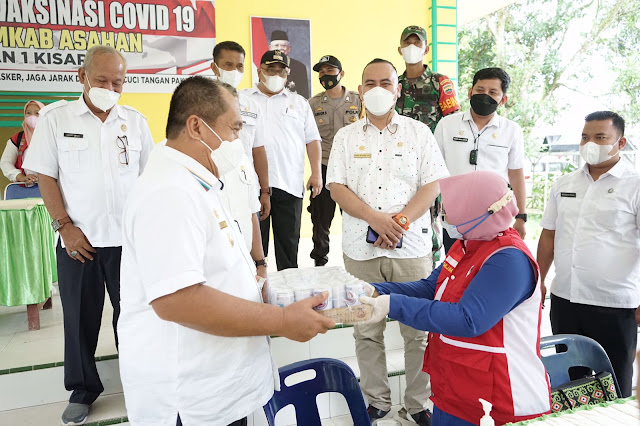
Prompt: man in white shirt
<box><xmin>537</xmin><ymin>111</ymin><xmax>640</xmax><ymax>398</ymax></box>
<box><xmin>433</xmin><ymin>67</ymin><xmax>527</xmax><ymax>251</ymax></box>
<box><xmin>210</xmin><ymin>40</ymin><xmax>269</xmax><ymax>275</ymax></box>
<box><xmin>242</xmin><ymin>50</ymin><xmax>322</xmax><ymax>270</ymax></box>
<box><xmin>118</xmin><ymin>76</ymin><xmax>334</xmax><ymax>426</ymax></box>
<box><xmin>327</xmin><ymin>58</ymin><xmax>449</xmax><ymax>425</ymax></box>
<box><xmin>22</xmin><ymin>45</ymin><xmax>155</xmax><ymax>425</ymax></box>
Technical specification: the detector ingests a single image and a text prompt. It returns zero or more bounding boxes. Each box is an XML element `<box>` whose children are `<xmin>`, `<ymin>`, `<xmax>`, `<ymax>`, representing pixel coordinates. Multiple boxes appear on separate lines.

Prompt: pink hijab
<box><xmin>440</xmin><ymin>171</ymin><xmax>519</xmax><ymax>241</ymax></box>
<box><xmin>22</xmin><ymin>100</ymin><xmax>45</xmax><ymax>147</ymax></box>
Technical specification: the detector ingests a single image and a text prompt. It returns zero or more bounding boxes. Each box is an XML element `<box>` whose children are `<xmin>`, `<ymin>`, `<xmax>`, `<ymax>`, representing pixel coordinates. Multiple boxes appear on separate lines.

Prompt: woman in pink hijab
<box><xmin>1</xmin><ymin>100</ymin><xmax>45</xmax><ymax>183</ymax></box>
<box><xmin>362</xmin><ymin>171</ymin><xmax>551</xmax><ymax>425</ymax></box>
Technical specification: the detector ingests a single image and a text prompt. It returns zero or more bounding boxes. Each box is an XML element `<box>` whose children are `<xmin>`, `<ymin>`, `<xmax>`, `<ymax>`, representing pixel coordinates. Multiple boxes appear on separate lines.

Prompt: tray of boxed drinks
<box><xmin>266</xmin><ymin>266</ymin><xmax>372</xmax><ymax>324</ymax></box>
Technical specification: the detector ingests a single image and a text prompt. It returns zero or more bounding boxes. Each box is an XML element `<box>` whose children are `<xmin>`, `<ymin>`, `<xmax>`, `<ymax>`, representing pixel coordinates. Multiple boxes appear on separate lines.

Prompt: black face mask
<box><xmin>319</xmin><ymin>74</ymin><xmax>340</xmax><ymax>89</ymax></box>
<box><xmin>470</xmin><ymin>94</ymin><xmax>499</xmax><ymax>116</ymax></box>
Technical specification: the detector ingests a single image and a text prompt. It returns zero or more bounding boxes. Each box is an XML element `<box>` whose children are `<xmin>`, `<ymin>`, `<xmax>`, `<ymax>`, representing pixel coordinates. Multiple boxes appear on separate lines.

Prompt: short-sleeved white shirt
<box><xmin>218</xmin><ymin>153</ymin><xmax>261</xmax><ymax>251</ymax></box>
<box><xmin>22</xmin><ymin>96</ymin><xmax>154</xmax><ymax>248</ymax></box>
<box><xmin>540</xmin><ymin>161</ymin><xmax>640</xmax><ymax>308</ymax></box>
<box><xmin>242</xmin><ymin>87</ymin><xmax>320</xmax><ymax>198</ymax></box>
<box><xmin>433</xmin><ymin>110</ymin><xmax>524</xmax><ymax>181</ymax></box>
<box><xmin>326</xmin><ymin>113</ymin><xmax>449</xmax><ymax>261</ymax></box>
<box><xmin>238</xmin><ymin>93</ymin><xmax>264</xmax><ymax>164</ymax></box>
<box><xmin>118</xmin><ymin>145</ymin><xmax>274</xmax><ymax>426</ymax></box>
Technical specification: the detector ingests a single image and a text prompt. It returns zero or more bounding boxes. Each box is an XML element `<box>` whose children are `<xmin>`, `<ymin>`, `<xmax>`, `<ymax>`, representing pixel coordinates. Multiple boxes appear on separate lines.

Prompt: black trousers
<box><xmin>550</xmin><ymin>294</ymin><xmax>637</xmax><ymax>397</ymax></box>
<box><xmin>56</xmin><ymin>243</ymin><xmax>121</xmax><ymax>405</ymax></box>
<box><xmin>260</xmin><ymin>187</ymin><xmax>302</xmax><ymax>270</ymax></box>
<box><xmin>308</xmin><ymin>165</ymin><xmax>336</xmax><ymax>266</ymax></box>
<box><xmin>177</xmin><ymin>415</ymin><xmax>246</xmax><ymax>425</ymax></box>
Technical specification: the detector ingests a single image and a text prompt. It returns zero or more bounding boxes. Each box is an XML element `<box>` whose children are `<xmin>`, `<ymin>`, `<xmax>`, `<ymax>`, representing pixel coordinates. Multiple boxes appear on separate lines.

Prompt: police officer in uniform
<box><xmin>307</xmin><ymin>55</ymin><xmax>361</xmax><ymax>266</ymax></box>
<box><xmin>23</xmin><ymin>45</ymin><xmax>155</xmax><ymax>426</ymax></box>
<box><xmin>396</xmin><ymin>25</ymin><xmax>460</xmax><ymax>268</ymax></box>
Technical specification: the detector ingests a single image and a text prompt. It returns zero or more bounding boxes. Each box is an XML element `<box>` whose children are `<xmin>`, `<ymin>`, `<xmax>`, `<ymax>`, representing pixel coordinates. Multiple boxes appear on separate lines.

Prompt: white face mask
<box><xmin>363</xmin><ymin>86</ymin><xmax>397</xmax><ymax>116</ymax></box>
<box><xmin>85</xmin><ymin>79</ymin><xmax>120</xmax><ymax>112</ymax></box>
<box><xmin>262</xmin><ymin>74</ymin><xmax>286</xmax><ymax>93</ymax></box>
<box><xmin>579</xmin><ymin>139</ymin><xmax>620</xmax><ymax>165</ymax></box>
<box><xmin>442</xmin><ymin>218</ymin><xmax>463</xmax><ymax>240</ymax></box>
<box><xmin>216</xmin><ymin>64</ymin><xmax>244</xmax><ymax>88</ymax></box>
<box><xmin>401</xmin><ymin>45</ymin><xmax>425</xmax><ymax>64</ymax></box>
<box><xmin>198</xmin><ymin>117</ymin><xmax>243</xmax><ymax>175</ymax></box>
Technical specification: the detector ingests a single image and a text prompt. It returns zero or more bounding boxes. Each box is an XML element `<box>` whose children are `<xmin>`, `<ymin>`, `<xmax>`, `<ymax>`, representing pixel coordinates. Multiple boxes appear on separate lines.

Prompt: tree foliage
<box><xmin>458</xmin><ymin>0</ymin><xmax>639</xmax><ymax>161</ymax></box>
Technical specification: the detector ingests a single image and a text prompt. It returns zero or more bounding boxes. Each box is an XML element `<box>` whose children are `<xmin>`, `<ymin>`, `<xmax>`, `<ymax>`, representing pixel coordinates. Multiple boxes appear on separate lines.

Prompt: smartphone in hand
<box><xmin>366</xmin><ymin>226</ymin><xmax>402</xmax><ymax>248</ymax></box>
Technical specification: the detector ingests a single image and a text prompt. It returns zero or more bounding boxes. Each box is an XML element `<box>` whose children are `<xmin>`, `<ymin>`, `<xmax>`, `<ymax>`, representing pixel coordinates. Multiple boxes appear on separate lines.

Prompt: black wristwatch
<box><xmin>255</xmin><ymin>258</ymin><xmax>268</xmax><ymax>268</ymax></box>
<box><xmin>515</xmin><ymin>213</ymin><xmax>528</xmax><ymax>222</ymax></box>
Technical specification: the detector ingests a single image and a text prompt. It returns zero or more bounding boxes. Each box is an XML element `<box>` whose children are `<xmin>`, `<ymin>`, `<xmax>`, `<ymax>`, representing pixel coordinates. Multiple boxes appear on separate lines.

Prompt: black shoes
<box><xmin>410</xmin><ymin>409</ymin><xmax>432</xmax><ymax>426</ymax></box>
<box><xmin>367</xmin><ymin>405</ymin><xmax>390</xmax><ymax>421</ymax></box>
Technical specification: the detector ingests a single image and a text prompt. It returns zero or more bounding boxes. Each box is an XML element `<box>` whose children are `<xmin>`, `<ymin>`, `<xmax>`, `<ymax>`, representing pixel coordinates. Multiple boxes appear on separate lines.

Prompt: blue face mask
<box><xmin>442</xmin><ymin>213</ymin><xmax>491</xmax><ymax>239</ymax></box>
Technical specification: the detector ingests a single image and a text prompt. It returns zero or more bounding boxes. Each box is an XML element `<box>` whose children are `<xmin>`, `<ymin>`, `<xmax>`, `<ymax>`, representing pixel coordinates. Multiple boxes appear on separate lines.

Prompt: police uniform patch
<box><xmin>349</xmin><ymin>116</ymin><xmax>356</xmax><ymax>122</ymax></box>
<box><xmin>349</xmin><ymin>105</ymin><xmax>358</xmax><ymax>110</ymax></box>
<box><xmin>318</xmin><ymin>119</ymin><xmax>324</xmax><ymax>124</ymax></box>
<box><xmin>317</xmin><ymin>107</ymin><xmax>323</xmax><ymax>111</ymax></box>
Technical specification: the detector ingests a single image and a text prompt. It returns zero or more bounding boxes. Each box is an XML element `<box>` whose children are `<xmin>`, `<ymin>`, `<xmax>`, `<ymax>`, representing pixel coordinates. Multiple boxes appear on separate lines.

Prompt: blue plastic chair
<box><xmin>4</xmin><ymin>182</ymin><xmax>41</xmax><ymax>200</ymax></box>
<box><xmin>539</xmin><ymin>334</ymin><xmax>622</xmax><ymax>398</ymax></box>
<box><xmin>263</xmin><ymin>358</ymin><xmax>370</xmax><ymax>426</ymax></box>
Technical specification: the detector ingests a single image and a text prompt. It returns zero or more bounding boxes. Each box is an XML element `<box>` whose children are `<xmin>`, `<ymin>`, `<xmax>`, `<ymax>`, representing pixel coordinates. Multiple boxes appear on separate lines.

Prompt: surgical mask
<box><xmin>262</xmin><ymin>74</ymin><xmax>286</xmax><ymax>92</ymax></box>
<box><xmin>85</xmin><ymin>80</ymin><xmax>120</xmax><ymax>112</ymax></box>
<box><xmin>216</xmin><ymin>64</ymin><xmax>244</xmax><ymax>88</ymax></box>
<box><xmin>579</xmin><ymin>139</ymin><xmax>620</xmax><ymax>165</ymax></box>
<box><xmin>363</xmin><ymin>87</ymin><xmax>396</xmax><ymax>116</ymax></box>
<box><xmin>198</xmin><ymin>117</ymin><xmax>243</xmax><ymax>174</ymax></box>
<box><xmin>442</xmin><ymin>218</ymin><xmax>463</xmax><ymax>240</ymax></box>
<box><xmin>24</xmin><ymin>115</ymin><xmax>38</xmax><ymax>129</ymax></box>
<box><xmin>319</xmin><ymin>73</ymin><xmax>341</xmax><ymax>90</ymax></box>
<box><xmin>401</xmin><ymin>45</ymin><xmax>425</xmax><ymax>64</ymax></box>
<box><xmin>470</xmin><ymin>94</ymin><xmax>498</xmax><ymax>117</ymax></box>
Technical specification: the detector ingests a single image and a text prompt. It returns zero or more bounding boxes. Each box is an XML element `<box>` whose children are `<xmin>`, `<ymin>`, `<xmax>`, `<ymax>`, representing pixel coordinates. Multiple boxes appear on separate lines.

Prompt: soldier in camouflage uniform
<box><xmin>396</xmin><ymin>25</ymin><xmax>460</xmax><ymax>268</ymax></box>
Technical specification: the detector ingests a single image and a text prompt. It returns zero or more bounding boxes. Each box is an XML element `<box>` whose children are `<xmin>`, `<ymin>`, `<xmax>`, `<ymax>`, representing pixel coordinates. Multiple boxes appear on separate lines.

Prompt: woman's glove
<box><xmin>359</xmin><ymin>295</ymin><xmax>390</xmax><ymax>324</ymax></box>
<box><xmin>364</xmin><ymin>282</ymin><xmax>379</xmax><ymax>297</ymax></box>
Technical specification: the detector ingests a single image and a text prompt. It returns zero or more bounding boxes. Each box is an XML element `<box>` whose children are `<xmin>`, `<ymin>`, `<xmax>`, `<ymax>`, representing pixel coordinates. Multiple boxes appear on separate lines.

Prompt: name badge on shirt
<box><xmin>453</xmin><ymin>137</ymin><xmax>468</xmax><ymax>142</ymax></box>
<box><xmin>354</xmin><ymin>153</ymin><xmax>371</xmax><ymax>158</ymax></box>
<box><xmin>560</xmin><ymin>192</ymin><xmax>577</xmax><ymax>198</ymax></box>
<box><xmin>63</xmin><ymin>133</ymin><xmax>83</xmax><ymax>138</ymax></box>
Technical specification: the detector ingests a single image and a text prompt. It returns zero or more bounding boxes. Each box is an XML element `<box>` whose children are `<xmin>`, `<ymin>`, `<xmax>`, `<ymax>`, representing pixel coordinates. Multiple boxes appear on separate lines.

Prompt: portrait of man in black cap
<box><xmin>269</xmin><ymin>29</ymin><xmax>310</xmax><ymax>99</ymax></box>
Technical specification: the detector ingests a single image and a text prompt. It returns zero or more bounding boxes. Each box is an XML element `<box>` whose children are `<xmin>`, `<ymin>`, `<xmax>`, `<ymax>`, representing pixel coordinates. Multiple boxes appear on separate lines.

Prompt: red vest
<box><xmin>424</xmin><ymin>228</ymin><xmax>551</xmax><ymax>425</ymax></box>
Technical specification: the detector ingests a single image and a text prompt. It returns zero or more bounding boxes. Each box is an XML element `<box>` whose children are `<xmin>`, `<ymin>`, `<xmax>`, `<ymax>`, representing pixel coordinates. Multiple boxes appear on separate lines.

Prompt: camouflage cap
<box><xmin>261</xmin><ymin>50</ymin><xmax>290</xmax><ymax>67</ymax></box>
<box><xmin>401</xmin><ymin>25</ymin><xmax>427</xmax><ymax>42</ymax></box>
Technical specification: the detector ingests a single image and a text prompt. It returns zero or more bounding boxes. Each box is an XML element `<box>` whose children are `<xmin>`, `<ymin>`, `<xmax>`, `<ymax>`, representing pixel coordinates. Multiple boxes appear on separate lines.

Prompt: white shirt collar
<box><xmin>362</xmin><ymin>111</ymin><xmax>401</xmax><ymax>132</ymax></box>
<box><xmin>462</xmin><ymin>109</ymin><xmax>502</xmax><ymax>129</ymax></box>
<box><xmin>247</xmin><ymin>85</ymin><xmax>290</xmax><ymax>99</ymax></box>
<box><xmin>581</xmin><ymin>158</ymin><xmax>628</xmax><ymax>179</ymax></box>
<box><xmin>71</xmin><ymin>94</ymin><xmax>128</xmax><ymax>121</ymax></box>
<box><xmin>161</xmin><ymin>145</ymin><xmax>223</xmax><ymax>191</ymax></box>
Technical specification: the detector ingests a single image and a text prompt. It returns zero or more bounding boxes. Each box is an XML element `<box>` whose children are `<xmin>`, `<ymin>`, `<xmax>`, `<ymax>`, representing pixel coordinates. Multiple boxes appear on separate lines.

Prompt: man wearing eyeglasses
<box><xmin>23</xmin><ymin>45</ymin><xmax>154</xmax><ymax>426</ymax></box>
<box><xmin>242</xmin><ymin>50</ymin><xmax>322</xmax><ymax>271</ymax></box>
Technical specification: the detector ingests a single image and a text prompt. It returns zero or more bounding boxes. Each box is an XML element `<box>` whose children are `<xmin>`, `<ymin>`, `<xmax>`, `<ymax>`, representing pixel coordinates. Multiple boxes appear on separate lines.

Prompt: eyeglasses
<box><xmin>117</xmin><ymin>136</ymin><xmax>129</xmax><ymax>165</ymax></box>
<box><xmin>260</xmin><ymin>66</ymin><xmax>288</xmax><ymax>77</ymax></box>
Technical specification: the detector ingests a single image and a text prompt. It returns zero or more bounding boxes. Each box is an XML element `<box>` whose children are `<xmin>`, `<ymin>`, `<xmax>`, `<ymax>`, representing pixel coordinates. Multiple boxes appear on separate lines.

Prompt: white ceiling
<box><xmin>456</xmin><ymin>0</ymin><xmax>521</xmax><ymax>26</ymax></box>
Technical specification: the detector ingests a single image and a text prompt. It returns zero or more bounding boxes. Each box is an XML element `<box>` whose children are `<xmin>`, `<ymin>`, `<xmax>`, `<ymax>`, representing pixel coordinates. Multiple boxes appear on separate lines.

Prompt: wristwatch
<box><xmin>393</xmin><ymin>214</ymin><xmax>410</xmax><ymax>231</ymax></box>
<box><xmin>51</xmin><ymin>216</ymin><xmax>72</xmax><ymax>232</ymax></box>
<box><xmin>255</xmin><ymin>258</ymin><xmax>268</xmax><ymax>268</ymax></box>
<box><xmin>260</xmin><ymin>187</ymin><xmax>272</xmax><ymax>196</ymax></box>
<box><xmin>515</xmin><ymin>213</ymin><xmax>528</xmax><ymax>222</ymax></box>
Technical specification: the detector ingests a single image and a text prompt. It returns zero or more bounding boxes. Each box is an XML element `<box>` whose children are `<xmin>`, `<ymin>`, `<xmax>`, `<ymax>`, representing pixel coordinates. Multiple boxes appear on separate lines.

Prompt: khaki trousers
<box><xmin>343</xmin><ymin>254</ymin><xmax>432</xmax><ymax>414</ymax></box>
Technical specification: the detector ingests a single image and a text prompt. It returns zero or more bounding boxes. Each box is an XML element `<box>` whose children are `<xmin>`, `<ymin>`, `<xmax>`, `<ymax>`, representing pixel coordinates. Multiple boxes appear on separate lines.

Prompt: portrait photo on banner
<box><xmin>250</xmin><ymin>16</ymin><xmax>312</xmax><ymax>99</ymax></box>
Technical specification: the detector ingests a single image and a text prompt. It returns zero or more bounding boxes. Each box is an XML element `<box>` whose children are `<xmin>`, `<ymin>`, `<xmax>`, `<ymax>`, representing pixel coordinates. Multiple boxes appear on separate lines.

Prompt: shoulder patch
<box><xmin>38</xmin><ymin>99</ymin><xmax>67</xmax><ymax>115</ymax></box>
<box><xmin>121</xmin><ymin>104</ymin><xmax>148</xmax><ymax>120</ymax></box>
